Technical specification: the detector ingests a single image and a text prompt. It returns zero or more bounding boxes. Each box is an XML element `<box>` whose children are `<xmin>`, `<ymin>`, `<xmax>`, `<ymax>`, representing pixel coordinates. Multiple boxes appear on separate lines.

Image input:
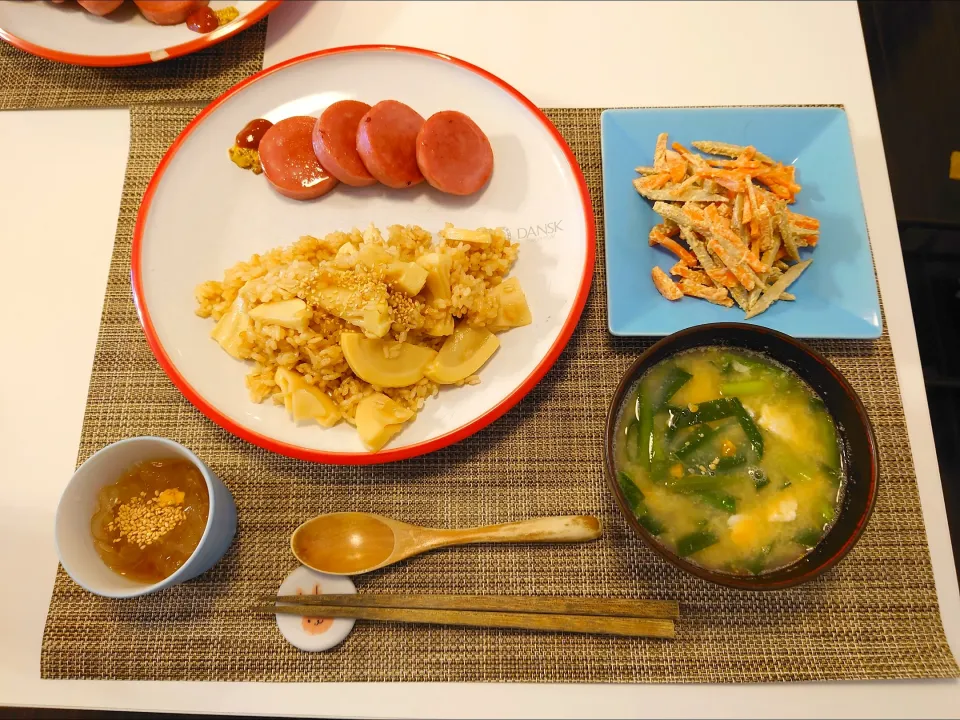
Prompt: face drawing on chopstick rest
<box><xmin>296</xmin><ymin>584</ymin><xmax>333</xmax><ymax>635</ymax></box>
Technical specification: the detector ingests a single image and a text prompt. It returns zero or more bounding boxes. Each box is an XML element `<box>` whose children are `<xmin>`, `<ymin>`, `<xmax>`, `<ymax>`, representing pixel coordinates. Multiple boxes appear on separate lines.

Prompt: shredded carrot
<box><xmin>706</xmin><ymin>267</ymin><xmax>739</xmax><ymax>288</ymax></box>
<box><xmin>671</xmin><ymin>261</ymin><xmax>709</xmax><ymax>284</ymax></box>
<box><xmin>712</xmin><ymin>175</ymin><xmax>744</xmax><ymax>193</ymax></box>
<box><xmin>665</xmin><ymin>151</ymin><xmax>687</xmax><ymax>183</ymax></box>
<box><xmin>636</xmin><ymin>173</ymin><xmax>671</xmax><ymax>190</ymax></box>
<box><xmin>755</xmin><ymin>165</ymin><xmax>801</xmax><ymax>200</ymax></box>
<box><xmin>676</xmin><ymin>174</ymin><xmax>700</xmax><ymax>192</ymax></box>
<box><xmin>702</xmin><ymin>203</ymin><xmax>724</xmax><ymax>227</ymax></box>
<box><xmin>641</xmin><ymin>134</ymin><xmax>817</xmax><ymax>316</ymax></box>
<box><xmin>678</xmin><ymin>278</ymin><xmax>733</xmax><ymax>307</ymax></box>
<box><xmin>651</xmin><ymin>232</ymin><xmax>697</xmax><ymax>266</ymax></box>
<box><xmin>671</xmin><ymin>142</ymin><xmax>710</xmax><ymax>173</ymax></box>
<box><xmin>741</xmin><ymin>185</ymin><xmax>754</xmax><ymax>224</ymax></box>
<box><xmin>649</xmin><ymin>222</ymin><xmax>680</xmax><ymax>242</ymax></box>
<box><xmin>652</xmin><ymin>266</ymin><xmax>682</xmax><ymax>301</ymax></box>
<box><xmin>771</xmin><ymin>163</ymin><xmax>800</xmax><ymax>183</ymax></box>
<box><xmin>706</xmin><ymin>238</ymin><xmax>755</xmax><ymax>290</ymax></box>
<box><xmin>651</xmin><ymin>228</ymin><xmax>692</xmax><ymax>259</ymax></box>
<box><xmin>649</xmin><ymin>223</ymin><xmax>682</xmax><ymax>246</ymax></box>
<box><xmin>703</xmin><ymin>203</ymin><xmax>723</xmax><ymax>225</ymax></box>
<box><xmin>697</xmin><ymin>167</ymin><xmax>751</xmax><ymax>181</ymax></box>
<box><xmin>756</xmin><ymin>180</ymin><xmax>794</xmax><ymax>201</ymax></box>
<box><xmin>705</xmin><ymin>204</ymin><xmax>743</xmax><ymax>238</ymax></box>
<box><xmin>704</xmin><ymin>205</ymin><xmax>768</xmax><ymax>275</ymax></box>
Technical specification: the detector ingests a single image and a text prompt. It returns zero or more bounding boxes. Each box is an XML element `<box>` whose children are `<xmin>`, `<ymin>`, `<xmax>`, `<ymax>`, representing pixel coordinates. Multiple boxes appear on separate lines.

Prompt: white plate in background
<box><xmin>0</xmin><ymin>0</ymin><xmax>279</xmax><ymax>66</ymax></box>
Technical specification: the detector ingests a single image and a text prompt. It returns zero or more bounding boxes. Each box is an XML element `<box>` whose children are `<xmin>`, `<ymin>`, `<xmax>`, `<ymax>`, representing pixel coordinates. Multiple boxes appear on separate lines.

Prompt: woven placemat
<box><xmin>0</xmin><ymin>20</ymin><xmax>265</xmax><ymax>110</ymax></box>
<box><xmin>41</xmin><ymin>105</ymin><xmax>959</xmax><ymax>683</ymax></box>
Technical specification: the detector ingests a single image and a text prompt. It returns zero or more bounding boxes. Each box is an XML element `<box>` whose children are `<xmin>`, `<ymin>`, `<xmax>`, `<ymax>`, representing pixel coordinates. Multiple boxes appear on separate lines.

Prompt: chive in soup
<box><xmin>615</xmin><ymin>347</ymin><xmax>844</xmax><ymax>576</ymax></box>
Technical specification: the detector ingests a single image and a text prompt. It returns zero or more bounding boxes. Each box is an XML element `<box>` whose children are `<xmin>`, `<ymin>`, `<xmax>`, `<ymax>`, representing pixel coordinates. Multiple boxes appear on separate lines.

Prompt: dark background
<box><xmin>4</xmin><ymin>1</ymin><xmax>959</xmax><ymax>718</ymax></box>
<box><xmin>860</xmin><ymin>0</ymin><xmax>960</xmax><ymax>580</ymax></box>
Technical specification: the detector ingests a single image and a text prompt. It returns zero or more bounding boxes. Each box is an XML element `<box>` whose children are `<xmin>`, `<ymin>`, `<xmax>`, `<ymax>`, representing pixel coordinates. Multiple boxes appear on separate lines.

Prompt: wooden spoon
<box><xmin>290</xmin><ymin>512</ymin><xmax>602</xmax><ymax>576</ymax></box>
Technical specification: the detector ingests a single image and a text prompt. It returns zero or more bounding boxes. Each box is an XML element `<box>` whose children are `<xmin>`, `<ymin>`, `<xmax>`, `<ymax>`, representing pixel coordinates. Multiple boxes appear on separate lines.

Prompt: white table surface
<box><xmin>1</xmin><ymin>1</ymin><xmax>957</xmax><ymax>717</ymax></box>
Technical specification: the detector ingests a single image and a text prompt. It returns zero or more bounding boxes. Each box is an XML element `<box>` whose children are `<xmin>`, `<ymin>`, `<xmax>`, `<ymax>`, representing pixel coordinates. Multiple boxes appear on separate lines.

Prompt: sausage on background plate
<box><xmin>77</xmin><ymin>0</ymin><xmax>125</xmax><ymax>15</ymax></box>
<box><xmin>416</xmin><ymin>111</ymin><xmax>494</xmax><ymax>196</ymax></box>
<box><xmin>133</xmin><ymin>0</ymin><xmax>208</xmax><ymax>25</ymax></box>
<box><xmin>356</xmin><ymin>100</ymin><xmax>425</xmax><ymax>189</ymax></box>
<box><xmin>312</xmin><ymin>100</ymin><xmax>377</xmax><ymax>187</ymax></box>
<box><xmin>259</xmin><ymin>116</ymin><xmax>339</xmax><ymax>201</ymax></box>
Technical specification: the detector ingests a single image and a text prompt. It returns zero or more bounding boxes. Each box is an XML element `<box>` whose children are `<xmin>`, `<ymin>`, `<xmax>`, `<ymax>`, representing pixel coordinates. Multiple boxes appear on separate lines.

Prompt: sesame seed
<box><xmin>108</xmin><ymin>488</ymin><xmax>187</xmax><ymax>549</ymax></box>
<box><xmin>297</xmin><ymin>255</ymin><xmax>428</xmax><ymax>334</ymax></box>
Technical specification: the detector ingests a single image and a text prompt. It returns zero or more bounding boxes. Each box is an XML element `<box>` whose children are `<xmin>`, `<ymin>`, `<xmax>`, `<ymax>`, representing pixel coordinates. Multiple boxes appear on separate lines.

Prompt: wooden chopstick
<box><xmin>265</xmin><ymin>594</ymin><xmax>679</xmax><ymax>620</ymax></box>
<box><xmin>255</xmin><ymin>604</ymin><xmax>675</xmax><ymax>639</ymax></box>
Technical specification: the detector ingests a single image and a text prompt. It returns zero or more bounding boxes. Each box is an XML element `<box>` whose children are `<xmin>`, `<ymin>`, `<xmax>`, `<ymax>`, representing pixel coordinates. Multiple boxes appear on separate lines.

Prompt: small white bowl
<box><xmin>55</xmin><ymin>437</ymin><xmax>237</xmax><ymax>598</ymax></box>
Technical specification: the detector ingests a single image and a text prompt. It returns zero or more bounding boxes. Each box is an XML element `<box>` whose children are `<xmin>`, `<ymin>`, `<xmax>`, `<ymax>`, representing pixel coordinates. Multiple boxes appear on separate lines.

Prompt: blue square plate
<box><xmin>600</xmin><ymin>107</ymin><xmax>881</xmax><ymax>338</ymax></box>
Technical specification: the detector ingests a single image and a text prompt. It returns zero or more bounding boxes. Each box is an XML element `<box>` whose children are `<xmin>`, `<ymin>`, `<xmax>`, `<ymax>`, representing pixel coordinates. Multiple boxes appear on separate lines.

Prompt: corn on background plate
<box><xmin>601</xmin><ymin>106</ymin><xmax>881</xmax><ymax>338</ymax></box>
<box><xmin>133</xmin><ymin>47</ymin><xmax>593</xmax><ymax>464</ymax></box>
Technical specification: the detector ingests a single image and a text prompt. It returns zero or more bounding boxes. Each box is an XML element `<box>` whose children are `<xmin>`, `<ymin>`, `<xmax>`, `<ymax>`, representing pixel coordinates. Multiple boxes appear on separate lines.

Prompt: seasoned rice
<box><xmin>195</xmin><ymin>224</ymin><xmax>520</xmax><ymax>427</ymax></box>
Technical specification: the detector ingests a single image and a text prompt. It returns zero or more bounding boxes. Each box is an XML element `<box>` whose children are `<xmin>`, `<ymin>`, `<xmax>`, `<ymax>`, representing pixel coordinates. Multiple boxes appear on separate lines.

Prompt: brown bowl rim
<box><xmin>603</xmin><ymin>322</ymin><xmax>880</xmax><ymax>590</ymax></box>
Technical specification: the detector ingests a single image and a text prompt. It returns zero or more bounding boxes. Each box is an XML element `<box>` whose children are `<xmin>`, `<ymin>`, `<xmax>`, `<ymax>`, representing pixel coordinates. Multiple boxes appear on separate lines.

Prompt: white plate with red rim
<box><xmin>0</xmin><ymin>0</ymin><xmax>279</xmax><ymax>66</ymax></box>
<box><xmin>133</xmin><ymin>45</ymin><xmax>594</xmax><ymax>465</ymax></box>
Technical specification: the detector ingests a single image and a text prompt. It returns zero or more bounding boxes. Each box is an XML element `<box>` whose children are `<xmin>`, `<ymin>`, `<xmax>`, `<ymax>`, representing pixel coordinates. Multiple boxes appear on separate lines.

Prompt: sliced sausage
<box><xmin>416</xmin><ymin>111</ymin><xmax>494</xmax><ymax>196</ymax></box>
<box><xmin>133</xmin><ymin>0</ymin><xmax>208</xmax><ymax>25</ymax></box>
<box><xmin>258</xmin><ymin>116</ymin><xmax>339</xmax><ymax>201</ymax></box>
<box><xmin>356</xmin><ymin>100</ymin><xmax>425</xmax><ymax>189</ymax></box>
<box><xmin>77</xmin><ymin>0</ymin><xmax>125</xmax><ymax>15</ymax></box>
<box><xmin>311</xmin><ymin>100</ymin><xmax>376</xmax><ymax>187</ymax></box>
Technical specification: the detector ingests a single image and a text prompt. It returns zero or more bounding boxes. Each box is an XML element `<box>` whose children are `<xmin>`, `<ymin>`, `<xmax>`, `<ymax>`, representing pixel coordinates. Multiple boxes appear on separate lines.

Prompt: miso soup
<box><xmin>614</xmin><ymin>346</ymin><xmax>844</xmax><ymax>576</ymax></box>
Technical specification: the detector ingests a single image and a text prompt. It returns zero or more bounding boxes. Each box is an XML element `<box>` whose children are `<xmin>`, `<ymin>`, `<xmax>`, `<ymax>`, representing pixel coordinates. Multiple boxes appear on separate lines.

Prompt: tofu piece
<box><xmin>768</xmin><ymin>498</ymin><xmax>798</xmax><ymax>523</ymax></box>
<box><xmin>756</xmin><ymin>404</ymin><xmax>798</xmax><ymax>443</ymax></box>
